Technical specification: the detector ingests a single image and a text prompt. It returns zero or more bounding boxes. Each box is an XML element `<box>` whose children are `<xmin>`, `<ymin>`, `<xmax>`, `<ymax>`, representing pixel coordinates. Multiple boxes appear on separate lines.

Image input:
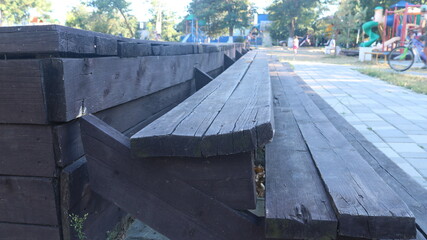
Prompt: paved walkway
<box><xmin>292</xmin><ymin>62</ymin><xmax>427</xmax><ymax>188</ymax></box>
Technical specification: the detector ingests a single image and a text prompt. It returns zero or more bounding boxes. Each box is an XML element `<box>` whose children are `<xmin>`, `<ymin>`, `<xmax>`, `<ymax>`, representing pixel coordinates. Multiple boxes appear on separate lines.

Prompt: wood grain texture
<box><xmin>0</xmin><ymin>223</ymin><xmax>61</xmax><ymax>240</ymax></box>
<box><xmin>80</xmin><ymin>115</ymin><xmax>264</xmax><ymax>240</ymax></box>
<box><xmin>291</xmin><ymin>63</ymin><xmax>427</xmax><ymax>240</ymax></box>
<box><xmin>61</xmin><ymin>157</ymin><xmax>125</xmax><ymax>240</ymax></box>
<box><xmin>271</xmin><ymin>59</ymin><xmax>416</xmax><ymax>239</ymax></box>
<box><xmin>0</xmin><ymin>124</ymin><xmax>56</xmax><ymax>177</ymax></box>
<box><xmin>53</xmin><ymin>120</ymin><xmax>84</xmax><ymax>168</ymax></box>
<box><xmin>264</xmin><ymin>74</ymin><xmax>337</xmax><ymax>239</ymax></box>
<box><xmin>0</xmin><ymin>176</ymin><xmax>59</xmax><ymax>225</ymax></box>
<box><xmin>42</xmin><ymin>52</ymin><xmax>223</xmax><ymax>122</ymax></box>
<box><xmin>0</xmin><ymin>60</ymin><xmax>48</xmax><ymax>124</ymax></box>
<box><xmin>131</xmin><ymin>51</ymin><xmax>274</xmax><ymax>158</ymax></box>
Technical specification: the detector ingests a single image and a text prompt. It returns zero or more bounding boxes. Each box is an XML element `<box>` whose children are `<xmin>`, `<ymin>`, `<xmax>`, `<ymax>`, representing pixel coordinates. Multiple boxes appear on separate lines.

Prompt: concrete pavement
<box><xmin>291</xmin><ymin>61</ymin><xmax>427</xmax><ymax>188</ymax></box>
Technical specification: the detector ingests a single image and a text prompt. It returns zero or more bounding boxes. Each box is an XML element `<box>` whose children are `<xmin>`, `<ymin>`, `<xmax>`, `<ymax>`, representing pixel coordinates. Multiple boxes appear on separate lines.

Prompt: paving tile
<box><xmin>406</xmin><ymin>158</ymin><xmax>427</xmax><ymax>170</ymax></box>
<box><xmin>355</xmin><ymin>113</ymin><xmax>383</xmax><ymax>121</ymax></box>
<box><xmin>388</xmin><ymin>143</ymin><xmax>425</xmax><ymax>153</ymax></box>
<box><xmin>360</xmin><ymin>133</ymin><xmax>384</xmax><ymax>143</ymax></box>
<box><xmin>399</xmin><ymin>152</ymin><xmax>427</xmax><ymax>158</ymax></box>
<box><xmin>389</xmin><ymin>157</ymin><xmax>408</xmax><ymax>164</ymax></box>
<box><xmin>373</xmin><ymin>129</ymin><xmax>407</xmax><ymax>138</ymax></box>
<box><xmin>408</xmin><ymin>135</ymin><xmax>427</xmax><ymax>143</ymax></box>
<box><xmin>396</xmin><ymin>162</ymin><xmax>425</xmax><ymax>178</ymax></box>
<box><xmin>377</xmin><ymin>147</ymin><xmax>401</xmax><ymax>158</ymax></box>
<box><xmin>382</xmin><ymin>137</ymin><xmax>415</xmax><ymax>143</ymax></box>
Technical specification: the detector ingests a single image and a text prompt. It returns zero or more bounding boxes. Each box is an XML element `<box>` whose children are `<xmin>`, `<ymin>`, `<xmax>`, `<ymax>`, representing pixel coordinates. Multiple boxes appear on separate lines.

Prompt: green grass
<box><xmin>356</xmin><ymin>68</ymin><xmax>427</xmax><ymax>95</ymax></box>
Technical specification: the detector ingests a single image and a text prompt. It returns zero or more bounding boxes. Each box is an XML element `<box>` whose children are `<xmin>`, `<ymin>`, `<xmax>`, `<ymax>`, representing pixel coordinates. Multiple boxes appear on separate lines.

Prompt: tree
<box><xmin>188</xmin><ymin>0</ymin><xmax>253</xmax><ymax>37</ymax></box>
<box><xmin>146</xmin><ymin>9</ymin><xmax>182</xmax><ymax>41</ymax></box>
<box><xmin>0</xmin><ymin>0</ymin><xmax>51</xmax><ymax>26</ymax></box>
<box><xmin>267</xmin><ymin>0</ymin><xmax>334</xmax><ymax>40</ymax></box>
<box><xmin>333</xmin><ymin>0</ymin><xmax>367</xmax><ymax>48</ymax></box>
<box><xmin>66</xmin><ymin>4</ymin><xmax>137</xmax><ymax>38</ymax></box>
<box><xmin>87</xmin><ymin>0</ymin><xmax>136</xmax><ymax>37</ymax></box>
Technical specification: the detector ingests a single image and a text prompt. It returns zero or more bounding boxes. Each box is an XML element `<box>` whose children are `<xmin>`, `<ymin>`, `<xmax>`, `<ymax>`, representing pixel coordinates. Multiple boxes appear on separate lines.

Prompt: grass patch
<box><xmin>356</xmin><ymin>68</ymin><xmax>427</xmax><ymax>95</ymax></box>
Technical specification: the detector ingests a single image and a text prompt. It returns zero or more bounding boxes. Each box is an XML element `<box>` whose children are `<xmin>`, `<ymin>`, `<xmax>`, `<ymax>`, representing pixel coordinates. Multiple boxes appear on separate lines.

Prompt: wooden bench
<box><xmin>363</xmin><ymin>51</ymin><xmax>389</xmax><ymax>64</ymax></box>
<box><xmin>265</xmin><ymin>59</ymin><xmax>417</xmax><ymax>239</ymax></box>
<box><xmin>80</xmin><ymin>50</ymin><xmax>274</xmax><ymax>240</ymax></box>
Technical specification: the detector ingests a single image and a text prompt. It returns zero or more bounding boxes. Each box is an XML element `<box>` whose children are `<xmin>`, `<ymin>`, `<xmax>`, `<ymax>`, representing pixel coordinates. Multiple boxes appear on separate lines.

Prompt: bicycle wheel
<box><xmin>387</xmin><ymin>46</ymin><xmax>415</xmax><ymax>72</ymax></box>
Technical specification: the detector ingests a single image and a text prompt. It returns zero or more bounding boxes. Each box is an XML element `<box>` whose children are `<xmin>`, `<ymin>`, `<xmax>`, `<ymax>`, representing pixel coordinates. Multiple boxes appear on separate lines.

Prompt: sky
<box><xmin>50</xmin><ymin>0</ymin><xmax>274</xmax><ymax>24</ymax></box>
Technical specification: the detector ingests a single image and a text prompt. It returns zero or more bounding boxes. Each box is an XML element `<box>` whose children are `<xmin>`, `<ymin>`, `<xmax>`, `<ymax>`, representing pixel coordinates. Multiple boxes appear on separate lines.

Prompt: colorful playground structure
<box><xmin>360</xmin><ymin>1</ymin><xmax>425</xmax><ymax>56</ymax></box>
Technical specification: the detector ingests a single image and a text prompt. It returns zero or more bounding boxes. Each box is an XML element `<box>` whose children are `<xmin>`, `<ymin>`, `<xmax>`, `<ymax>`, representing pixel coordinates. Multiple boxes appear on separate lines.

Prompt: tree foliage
<box><xmin>86</xmin><ymin>0</ymin><xmax>136</xmax><ymax>37</ymax></box>
<box><xmin>65</xmin><ymin>3</ymin><xmax>137</xmax><ymax>38</ymax></box>
<box><xmin>146</xmin><ymin>9</ymin><xmax>181</xmax><ymax>41</ymax></box>
<box><xmin>267</xmin><ymin>0</ymin><xmax>334</xmax><ymax>40</ymax></box>
<box><xmin>188</xmin><ymin>0</ymin><xmax>253</xmax><ymax>37</ymax></box>
<box><xmin>333</xmin><ymin>0</ymin><xmax>366</xmax><ymax>47</ymax></box>
<box><xmin>0</xmin><ymin>0</ymin><xmax>51</xmax><ymax>26</ymax></box>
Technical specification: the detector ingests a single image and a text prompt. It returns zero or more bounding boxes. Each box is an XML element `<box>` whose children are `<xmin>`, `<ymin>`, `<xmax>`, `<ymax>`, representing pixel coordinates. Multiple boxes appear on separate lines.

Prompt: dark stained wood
<box><xmin>271</xmin><ymin>60</ymin><xmax>416</xmax><ymax>239</ymax></box>
<box><xmin>42</xmin><ymin>52</ymin><xmax>224</xmax><ymax>122</ymax></box>
<box><xmin>0</xmin><ymin>60</ymin><xmax>48</xmax><ymax>124</ymax></box>
<box><xmin>194</xmin><ymin>67</ymin><xmax>213</xmax><ymax>91</ymax></box>
<box><xmin>61</xmin><ymin>157</ymin><xmax>125</xmax><ymax>240</ymax></box>
<box><xmin>80</xmin><ymin>115</ymin><xmax>265</xmax><ymax>240</ymax></box>
<box><xmin>145</xmin><ymin>152</ymin><xmax>256</xmax><ymax>210</ymax></box>
<box><xmin>264</xmin><ymin>74</ymin><xmax>337</xmax><ymax>239</ymax></box>
<box><xmin>131</xmin><ymin>51</ymin><xmax>274</xmax><ymax>158</ymax></box>
<box><xmin>0</xmin><ymin>223</ymin><xmax>61</xmax><ymax>240</ymax></box>
<box><xmin>53</xmin><ymin>120</ymin><xmax>84</xmax><ymax>168</ymax></box>
<box><xmin>95</xmin><ymin>79</ymin><xmax>193</xmax><ymax>136</ymax></box>
<box><xmin>94</xmin><ymin>36</ymin><xmax>117</xmax><ymax>56</ymax></box>
<box><xmin>118</xmin><ymin>42</ymin><xmax>139</xmax><ymax>57</ymax></box>
<box><xmin>224</xmin><ymin>53</ymin><xmax>235</xmax><ymax>70</ymax></box>
<box><xmin>290</xmin><ymin>63</ymin><xmax>427</xmax><ymax>240</ymax></box>
<box><xmin>0</xmin><ymin>124</ymin><xmax>56</xmax><ymax>177</ymax></box>
<box><xmin>0</xmin><ymin>176</ymin><xmax>59</xmax><ymax>225</ymax></box>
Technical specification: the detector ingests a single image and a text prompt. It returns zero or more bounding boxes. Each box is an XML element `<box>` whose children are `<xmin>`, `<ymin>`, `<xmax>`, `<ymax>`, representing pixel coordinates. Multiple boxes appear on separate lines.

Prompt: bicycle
<box><xmin>387</xmin><ymin>38</ymin><xmax>425</xmax><ymax>72</ymax></box>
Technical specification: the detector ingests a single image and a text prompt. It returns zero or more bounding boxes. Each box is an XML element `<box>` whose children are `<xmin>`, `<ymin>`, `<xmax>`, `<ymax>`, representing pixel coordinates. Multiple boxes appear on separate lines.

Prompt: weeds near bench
<box><xmin>69</xmin><ymin>213</ymin><xmax>88</xmax><ymax>240</ymax></box>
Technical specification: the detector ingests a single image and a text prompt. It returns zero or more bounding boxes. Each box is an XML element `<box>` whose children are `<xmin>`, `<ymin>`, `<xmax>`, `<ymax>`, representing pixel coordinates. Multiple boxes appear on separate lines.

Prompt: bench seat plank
<box><xmin>292</xmin><ymin>65</ymin><xmax>427</xmax><ymax>240</ymax></box>
<box><xmin>265</xmin><ymin>68</ymin><xmax>337</xmax><ymax>239</ymax></box>
<box><xmin>272</xmin><ymin>60</ymin><xmax>416</xmax><ymax>239</ymax></box>
<box><xmin>131</xmin><ymin>51</ymin><xmax>274</xmax><ymax>158</ymax></box>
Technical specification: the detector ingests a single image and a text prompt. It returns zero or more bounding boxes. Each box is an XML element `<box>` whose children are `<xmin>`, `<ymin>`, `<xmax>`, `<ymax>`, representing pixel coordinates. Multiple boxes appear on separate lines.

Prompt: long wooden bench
<box><xmin>80</xmin><ymin>50</ymin><xmax>273</xmax><ymax>240</ymax></box>
<box><xmin>78</xmin><ymin>48</ymin><xmax>422</xmax><ymax>240</ymax></box>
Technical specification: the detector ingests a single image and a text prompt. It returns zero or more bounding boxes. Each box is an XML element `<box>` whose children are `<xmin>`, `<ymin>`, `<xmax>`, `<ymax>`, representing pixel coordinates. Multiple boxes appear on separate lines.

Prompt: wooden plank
<box><xmin>53</xmin><ymin>120</ymin><xmax>84</xmax><ymax>168</ymax></box>
<box><xmin>95</xmin><ymin>79</ymin><xmax>193</xmax><ymax>135</ymax></box>
<box><xmin>236</xmin><ymin>50</ymin><xmax>243</xmax><ymax>60</ymax></box>
<box><xmin>194</xmin><ymin>67</ymin><xmax>213</xmax><ymax>91</ymax></box>
<box><xmin>271</xmin><ymin>60</ymin><xmax>416</xmax><ymax>239</ymax></box>
<box><xmin>0</xmin><ymin>124</ymin><xmax>56</xmax><ymax>177</ymax></box>
<box><xmin>42</xmin><ymin>52</ymin><xmax>224</xmax><ymax>122</ymax></box>
<box><xmin>95</xmin><ymin>36</ymin><xmax>118</xmax><ymax>56</ymax></box>
<box><xmin>61</xmin><ymin>157</ymin><xmax>125</xmax><ymax>240</ymax></box>
<box><xmin>291</xmin><ymin>63</ymin><xmax>427</xmax><ymax>240</ymax></box>
<box><xmin>264</xmin><ymin>74</ymin><xmax>337</xmax><ymax>239</ymax></box>
<box><xmin>131</xmin><ymin>51</ymin><xmax>273</xmax><ymax>158</ymax></box>
<box><xmin>201</xmin><ymin>53</ymin><xmax>274</xmax><ymax>156</ymax></box>
<box><xmin>0</xmin><ymin>223</ymin><xmax>61</xmax><ymax>240</ymax></box>
<box><xmin>145</xmin><ymin>152</ymin><xmax>256</xmax><ymax>210</ymax></box>
<box><xmin>0</xmin><ymin>60</ymin><xmax>48</xmax><ymax>124</ymax></box>
<box><xmin>80</xmin><ymin>115</ymin><xmax>264</xmax><ymax>240</ymax></box>
<box><xmin>0</xmin><ymin>176</ymin><xmax>59</xmax><ymax>225</ymax></box>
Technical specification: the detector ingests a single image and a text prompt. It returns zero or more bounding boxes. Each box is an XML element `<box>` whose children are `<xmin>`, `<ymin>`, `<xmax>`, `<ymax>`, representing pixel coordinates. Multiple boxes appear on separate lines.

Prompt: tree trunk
<box><xmin>289</xmin><ymin>18</ymin><xmax>296</xmax><ymax>37</ymax></box>
<box><xmin>229</xmin><ymin>27</ymin><xmax>233</xmax><ymax>36</ymax></box>
<box><xmin>117</xmin><ymin>8</ymin><xmax>135</xmax><ymax>37</ymax></box>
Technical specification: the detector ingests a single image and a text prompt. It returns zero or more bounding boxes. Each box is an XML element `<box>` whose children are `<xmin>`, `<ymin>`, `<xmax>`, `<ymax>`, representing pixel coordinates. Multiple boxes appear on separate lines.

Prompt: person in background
<box><xmin>324</xmin><ymin>37</ymin><xmax>336</xmax><ymax>54</ymax></box>
<box><xmin>293</xmin><ymin>36</ymin><xmax>299</xmax><ymax>55</ymax></box>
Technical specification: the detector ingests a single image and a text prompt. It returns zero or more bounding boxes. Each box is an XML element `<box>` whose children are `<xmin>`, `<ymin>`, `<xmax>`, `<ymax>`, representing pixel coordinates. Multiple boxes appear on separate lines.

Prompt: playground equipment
<box><xmin>181</xmin><ymin>14</ymin><xmax>206</xmax><ymax>43</ymax></box>
<box><xmin>360</xmin><ymin>7</ymin><xmax>385</xmax><ymax>47</ymax></box>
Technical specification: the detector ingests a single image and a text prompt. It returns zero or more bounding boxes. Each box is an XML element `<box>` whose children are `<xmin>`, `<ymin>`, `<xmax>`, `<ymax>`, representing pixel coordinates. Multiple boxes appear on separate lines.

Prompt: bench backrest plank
<box><xmin>131</xmin><ymin>50</ymin><xmax>274</xmax><ymax>158</ymax></box>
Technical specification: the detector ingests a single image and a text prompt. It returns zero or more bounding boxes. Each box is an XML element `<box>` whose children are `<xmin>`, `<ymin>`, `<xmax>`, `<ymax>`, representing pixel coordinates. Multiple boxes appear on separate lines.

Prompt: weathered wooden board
<box><xmin>224</xmin><ymin>54</ymin><xmax>235</xmax><ymax>70</ymax></box>
<box><xmin>53</xmin><ymin>120</ymin><xmax>84</xmax><ymax>168</ymax></box>
<box><xmin>95</xmin><ymin>79</ymin><xmax>193</xmax><ymax>136</ymax></box>
<box><xmin>0</xmin><ymin>223</ymin><xmax>61</xmax><ymax>240</ymax></box>
<box><xmin>61</xmin><ymin>157</ymin><xmax>125</xmax><ymax>240</ymax></box>
<box><xmin>0</xmin><ymin>124</ymin><xmax>56</xmax><ymax>177</ymax></box>
<box><xmin>80</xmin><ymin>115</ymin><xmax>264</xmax><ymax>240</ymax></box>
<box><xmin>0</xmin><ymin>60</ymin><xmax>48</xmax><ymax>124</ymax></box>
<box><xmin>272</xmin><ymin>60</ymin><xmax>416</xmax><ymax>239</ymax></box>
<box><xmin>0</xmin><ymin>176</ymin><xmax>59</xmax><ymax>225</ymax></box>
<box><xmin>131</xmin><ymin>51</ymin><xmax>274</xmax><ymax>158</ymax></box>
<box><xmin>291</xmin><ymin>63</ymin><xmax>427</xmax><ymax>240</ymax></box>
<box><xmin>42</xmin><ymin>52</ymin><xmax>223</xmax><ymax>122</ymax></box>
<box><xmin>265</xmin><ymin>74</ymin><xmax>337</xmax><ymax>239</ymax></box>
<box><xmin>145</xmin><ymin>152</ymin><xmax>256</xmax><ymax>210</ymax></box>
